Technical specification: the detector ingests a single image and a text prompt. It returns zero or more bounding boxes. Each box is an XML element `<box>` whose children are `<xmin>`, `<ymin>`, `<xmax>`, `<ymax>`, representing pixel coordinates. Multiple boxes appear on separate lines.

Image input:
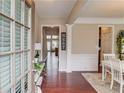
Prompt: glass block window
<box><xmin>0</xmin><ymin>55</ymin><xmax>11</xmax><ymax>92</ymax></box>
<box><xmin>15</xmin><ymin>23</ymin><xmax>21</xmax><ymax>50</ymax></box>
<box><xmin>24</xmin><ymin>4</ymin><xmax>29</xmax><ymax>26</ymax></box>
<box><xmin>15</xmin><ymin>0</ymin><xmax>21</xmax><ymax>22</ymax></box>
<box><xmin>15</xmin><ymin>80</ymin><xmax>21</xmax><ymax>93</ymax></box>
<box><xmin>0</xmin><ymin>16</ymin><xmax>11</xmax><ymax>52</ymax></box>
<box><xmin>24</xmin><ymin>28</ymin><xmax>28</xmax><ymax>49</ymax></box>
<box><xmin>15</xmin><ymin>53</ymin><xmax>21</xmax><ymax>80</ymax></box>
<box><xmin>2</xmin><ymin>0</ymin><xmax>11</xmax><ymax>16</ymax></box>
<box><xmin>24</xmin><ymin>52</ymin><xmax>28</xmax><ymax>71</ymax></box>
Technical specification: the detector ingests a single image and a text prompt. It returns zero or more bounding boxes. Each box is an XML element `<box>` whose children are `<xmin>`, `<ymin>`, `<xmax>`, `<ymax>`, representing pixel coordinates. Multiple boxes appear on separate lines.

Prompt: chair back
<box><xmin>103</xmin><ymin>53</ymin><xmax>115</xmax><ymax>61</ymax></box>
<box><xmin>111</xmin><ymin>59</ymin><xmax>123</xmax><ymax>83</ymax></box>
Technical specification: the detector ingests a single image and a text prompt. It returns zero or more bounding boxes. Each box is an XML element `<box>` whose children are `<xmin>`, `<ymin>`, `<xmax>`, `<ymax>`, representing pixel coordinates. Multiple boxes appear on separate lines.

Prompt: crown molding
<box><xmin>74</xmin><ymin>17</ymin><xmax>124</xmax><ymax>24</ymax></box>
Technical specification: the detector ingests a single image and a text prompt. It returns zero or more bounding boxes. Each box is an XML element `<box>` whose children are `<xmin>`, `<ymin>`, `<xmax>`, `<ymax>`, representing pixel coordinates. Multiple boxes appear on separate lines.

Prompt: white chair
<box><xmin>103</xmin><ymin>54</ymin><xmax>115</xmax><ymax>78</ymax></box>
<box><xmin>110</xmin><ymin>60</ymin><xmax>124</xmax><ymax>93</ymax></box>
<box><xmin>104</xmin><ymin>54</ymin><xmax>115</xmax><ymax>61</ymax></box>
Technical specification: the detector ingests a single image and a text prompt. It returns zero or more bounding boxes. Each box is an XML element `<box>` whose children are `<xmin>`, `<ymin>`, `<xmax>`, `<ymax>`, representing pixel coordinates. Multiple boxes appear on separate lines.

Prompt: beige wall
<box><xmin>72</xmin><ymin>24</ymin><xmax>124</xmax><ymax>54</ymax></box>
<box><xmin>72</xmin><ymin>24</ymin><xmax>98</xmax><ymax>54</ymax></box>
<box><xmin>35</xmin><ymin>12</ymin><xmax>41</xmax><ymax>43</ymax></box>
<box><xmin>35</xmin><ymin>17</ymin><xmax>67</xmax><ymax>42</ymax></box>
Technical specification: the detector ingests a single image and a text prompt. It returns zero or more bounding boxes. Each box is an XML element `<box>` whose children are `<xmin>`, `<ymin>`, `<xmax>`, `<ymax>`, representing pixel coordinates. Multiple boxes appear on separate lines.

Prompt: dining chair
<box><xmin>110</xmin><ymin>60</ymin><xmax>124</xmax><ymax>93</ymax></box>
<box><xmin>103</xmin><ymin>53</ymin><xmax>115</xmax><ymax>78</ymax></box>
<box><xmin>104</xmin><ymin>54</ymin><xmax>115</xmax><ymax>61</ymax></box>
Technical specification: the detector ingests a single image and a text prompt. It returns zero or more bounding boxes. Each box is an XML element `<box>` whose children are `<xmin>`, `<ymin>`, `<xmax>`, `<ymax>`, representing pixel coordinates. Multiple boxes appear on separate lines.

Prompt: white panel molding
<box><xmin>71</xmin><ymin>54</ymin><xmax>98</xmax><ymax>71</ymax></box>
<box><xmin>74</xmin><ymin>17</ymin><xmax>124</xmax><ymax>24</ymax></box>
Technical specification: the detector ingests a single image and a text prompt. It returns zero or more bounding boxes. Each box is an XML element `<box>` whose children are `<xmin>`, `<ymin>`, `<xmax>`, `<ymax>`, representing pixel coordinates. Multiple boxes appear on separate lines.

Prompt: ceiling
<box><xmin>34</xmin><ymin>0</ymin><xmax>77</xmax><ymax>18</ymax></box>
<box><xmin>80</xmin><ymin>0</ymin><xmax>124</xmax><ymax>18</ymax></box>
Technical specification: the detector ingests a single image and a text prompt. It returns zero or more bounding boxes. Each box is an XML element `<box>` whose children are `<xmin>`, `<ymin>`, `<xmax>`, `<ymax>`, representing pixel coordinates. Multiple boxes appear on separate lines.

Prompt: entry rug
<box><xmin>82</xmin><ymin>73</ymin><xmax>124</xmax><ymax>93</ymax></box>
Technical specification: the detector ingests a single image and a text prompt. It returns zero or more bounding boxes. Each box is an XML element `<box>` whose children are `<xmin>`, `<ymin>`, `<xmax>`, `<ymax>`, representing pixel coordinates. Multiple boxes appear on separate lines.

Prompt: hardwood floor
<box><xmin>41</xmin><ymin>53</ymin><xmax>97</xmax><ymax>93</ymax></box>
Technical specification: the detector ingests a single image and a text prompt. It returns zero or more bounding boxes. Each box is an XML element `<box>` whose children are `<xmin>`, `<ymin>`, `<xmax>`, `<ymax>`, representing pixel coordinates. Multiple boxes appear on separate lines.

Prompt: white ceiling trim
<box><xmin>74</xmin><ymin>17</ymin><xmax>124</xmax><ymax>24</ymax></box>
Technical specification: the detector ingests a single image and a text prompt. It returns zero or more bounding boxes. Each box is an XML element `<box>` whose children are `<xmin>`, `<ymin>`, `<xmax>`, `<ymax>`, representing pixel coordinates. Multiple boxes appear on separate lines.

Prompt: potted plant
<box><xmin>34</xmin><ymin>51</ymin><xmax>39</xmax><ymax>63</ymax></box>
<box><xmin>116</xmin><ymin>30</ymin><xmax>124</xmax><ymax>60</ymax></box>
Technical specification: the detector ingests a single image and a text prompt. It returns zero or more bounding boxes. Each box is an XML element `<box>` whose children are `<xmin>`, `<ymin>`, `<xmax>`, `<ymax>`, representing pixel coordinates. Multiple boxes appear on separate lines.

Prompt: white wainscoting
<box><xmin>71</xmin><ymin>54</ymin><xmax>98</xmax><ymax>71</ymax></box>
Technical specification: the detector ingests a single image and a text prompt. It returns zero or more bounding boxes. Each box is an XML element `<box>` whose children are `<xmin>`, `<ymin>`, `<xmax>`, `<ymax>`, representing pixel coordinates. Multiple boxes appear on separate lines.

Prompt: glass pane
<box><xmin>15</xmin><ymin>53</ymin><xmax>21</xmax><ymax>80</ymax></box>
<box><xmin>52</xmin><ymin>40</ymin><xmax>58</xmax><ymax>50</ymax></box>
<box><xmin>52</xmin><ymin>35</ymin><xmax>58</xmax><ymax>39</ymax></box>
<box><xmin>0</xmin><ymin>16</ymin><xmax>11</xmax><ymax>52</ymax></box>
<box><xmin>24</xmin><ymin>52</ymin><xmax>28</xmax><ymax>71</ymax></box>
<box><xmin>0</xmin><ymin>55</ymin><xmax>11</xmax><ymax>92</ymax></box>
<box><xmin>15</xmin><ymin>23</ymin><xmax>21</xmax><ymax>50</ymax></box>
<box><xmin>7</xmin><ymin>89</ymin><xmax>11</xmax><ymax>93</ymax></box>
<box><xmin>47</xmin><ymin>41</ymin><xmax>51</xmax><ymax>51</ymax></box>
<box><xmin>15</xmin><ymin>80</ymin><xmax>21</xmax><ymax>93</ymax></box>
<box><xmin>3</xmin><ymin>0</ymin><xmax>11</xmax><ymax>16</ymax></box>
<box><xmin>15</xmin><ymin>0</ymin><xmax>21</xmax><ymax>22</ymax></box>
<box><xmin>0</xmin><ymin>16</ymin><xmax>2</xmax><ymax>51</ymax></box>
<box><xmin>0</xmin><ymin>0</ymin><xmax>2</xmax><ymax>12</ymax></box>
<box><xmin>24</xmin><ymin>4</ymin><xmax>29</xmax><ymax>26</ymax></box>
<box><xmin>47</xmin><ymin>35</ymin><xmax>51</xmax><ymax>39</ymax></box>
<box><xmin>24</xmin><ymin>74</ymin><xmax>28</xmax><ymax>92</ymax></box>
<box><xmin>24</xmin><ymin>28</ymin><xmax>28</xmax><ymax>49</ymax></box>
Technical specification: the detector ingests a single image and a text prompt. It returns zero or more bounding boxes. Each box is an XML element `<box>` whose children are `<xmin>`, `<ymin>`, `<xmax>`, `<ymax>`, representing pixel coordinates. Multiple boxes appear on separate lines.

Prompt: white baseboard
<box><xmin>59</xmin><ymin>69</ymin><xmax>66</xmax><ymax>72</ymax></box>
<box><xmin>66</xmin><ymin>69</ymin><xmax>72</xmax><ymax>73</ymax></box>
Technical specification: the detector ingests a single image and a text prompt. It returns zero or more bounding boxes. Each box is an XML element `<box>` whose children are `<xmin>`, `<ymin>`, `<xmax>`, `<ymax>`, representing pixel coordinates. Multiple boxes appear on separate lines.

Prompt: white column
<box><xmin>66</xmin><ymin>24</ymin><xmax>73</xmax><ymax>73</ymax></box>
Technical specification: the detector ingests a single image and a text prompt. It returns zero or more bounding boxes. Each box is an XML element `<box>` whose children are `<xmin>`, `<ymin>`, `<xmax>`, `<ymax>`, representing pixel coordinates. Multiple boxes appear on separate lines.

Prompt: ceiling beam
<box><xmin>67</xmin><ymin>0</ymin><xmax>88</xmax><ymax>24</ymax></box>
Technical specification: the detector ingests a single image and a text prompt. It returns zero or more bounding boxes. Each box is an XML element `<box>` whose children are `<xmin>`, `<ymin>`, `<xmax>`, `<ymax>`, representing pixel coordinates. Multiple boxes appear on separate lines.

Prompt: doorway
<box><xmin>98</xmin><ymin>26</ymin><xmax>113</xmax><ymax>72</ymax></box>
<box><xmin>47</xmin><ymin>35</ymin><xmax>59</xmax><ymax>55</ymax></box>
<box><xmin>42</xmin><ymin>26</ymin><xmax>59</xmax><ymax>63</ymax></box>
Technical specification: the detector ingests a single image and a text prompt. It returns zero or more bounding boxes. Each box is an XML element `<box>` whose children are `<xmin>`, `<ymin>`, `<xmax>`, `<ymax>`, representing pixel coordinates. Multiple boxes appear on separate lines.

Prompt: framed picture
<box><xmin>61</xmin><ymin>32</ymin><xmax>66</xmax><ymax>50</ymax></box>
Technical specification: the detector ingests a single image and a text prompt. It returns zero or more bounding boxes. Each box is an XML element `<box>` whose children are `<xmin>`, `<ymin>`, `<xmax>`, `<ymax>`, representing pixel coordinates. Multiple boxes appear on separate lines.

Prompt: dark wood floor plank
<box><xmin>41</xmin><ymin>53</ymin><xmax>97</xmax><ymax>93</ymax></box>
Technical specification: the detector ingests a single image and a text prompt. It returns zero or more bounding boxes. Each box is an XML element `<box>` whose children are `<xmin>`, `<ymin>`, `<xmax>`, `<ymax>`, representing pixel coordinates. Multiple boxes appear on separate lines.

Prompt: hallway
<box><xmin>42</xmin><ymin>53</ymin><xmax>97</xmax><ymax>93</ymax></box>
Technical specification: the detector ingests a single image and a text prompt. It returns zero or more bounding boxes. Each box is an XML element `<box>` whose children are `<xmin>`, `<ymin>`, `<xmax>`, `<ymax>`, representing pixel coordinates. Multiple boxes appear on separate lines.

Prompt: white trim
<box><xmin>66</xmin><ymin>24</ymin><xmax>73</xmax><ymax>73</ymax></box>
<box><xmin>74</xmin><ymin>17</ymin><xmax>124</xmax><ymax>24</ymax></box>
<box><xmin>0</xmin><ymin>0</ymin><xmax>32</xmax><ymax>92</ymax></box>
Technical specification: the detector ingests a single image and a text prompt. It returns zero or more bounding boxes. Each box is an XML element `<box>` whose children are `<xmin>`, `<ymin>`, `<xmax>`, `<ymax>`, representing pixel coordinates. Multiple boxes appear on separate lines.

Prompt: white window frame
<box><xmin>0</xmin><ymin>0</ymin><xmax>32</xmax><ymax>93</ymax></box>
